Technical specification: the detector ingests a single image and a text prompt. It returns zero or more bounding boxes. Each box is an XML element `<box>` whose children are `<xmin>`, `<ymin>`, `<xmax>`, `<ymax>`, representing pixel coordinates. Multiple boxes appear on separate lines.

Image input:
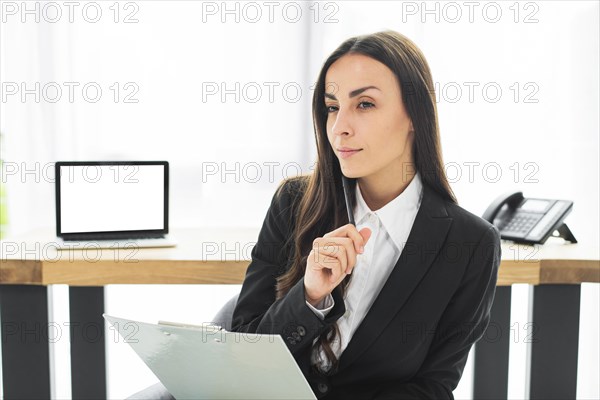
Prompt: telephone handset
<box><xmin>482</xmin><ymin>191</ymin><xmax>577</xmax><ymax>245</ymax></box>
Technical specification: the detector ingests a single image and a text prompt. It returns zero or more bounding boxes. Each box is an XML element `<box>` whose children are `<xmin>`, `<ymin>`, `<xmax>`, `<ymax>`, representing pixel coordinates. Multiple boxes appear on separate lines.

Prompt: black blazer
<box><xmin>231</xmin><ymin>177</ymin><xmax>501</xmax><ymax>400</ymax></box>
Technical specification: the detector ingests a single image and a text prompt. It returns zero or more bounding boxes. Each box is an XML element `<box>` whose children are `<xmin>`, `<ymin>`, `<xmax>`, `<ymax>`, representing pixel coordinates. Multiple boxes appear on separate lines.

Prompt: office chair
<box><xmin>210</xmin><ymin>292</ymin><xmax>240</xmax><ymax>331</ymax></box>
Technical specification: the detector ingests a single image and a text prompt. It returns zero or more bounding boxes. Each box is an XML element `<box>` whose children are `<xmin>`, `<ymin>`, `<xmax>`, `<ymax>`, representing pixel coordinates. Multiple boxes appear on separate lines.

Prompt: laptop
<box><xmin>54</xmin><ymin>161</ymin><xmax>176</xmax><ymax>249</ymax></box>
<box><xmin>103</xmin><ymin>314</ymin><xmax>317</xmax><ymax>400</ymax></box>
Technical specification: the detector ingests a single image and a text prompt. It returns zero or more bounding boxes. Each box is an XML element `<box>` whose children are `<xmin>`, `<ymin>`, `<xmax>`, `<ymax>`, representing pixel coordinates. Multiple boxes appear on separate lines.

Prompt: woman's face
<box><xmin>325</xmin><ymin>53</ymin><xmax>414</xmax><ymax>183</ymax></box>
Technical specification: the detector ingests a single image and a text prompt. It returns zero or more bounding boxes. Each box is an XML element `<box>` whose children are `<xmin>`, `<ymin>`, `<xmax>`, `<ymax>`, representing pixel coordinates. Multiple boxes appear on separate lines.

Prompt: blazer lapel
<box><xmin>338</xmin><ymin>183</ymin><xmax>453</xmax><ymax>371</ymax></box>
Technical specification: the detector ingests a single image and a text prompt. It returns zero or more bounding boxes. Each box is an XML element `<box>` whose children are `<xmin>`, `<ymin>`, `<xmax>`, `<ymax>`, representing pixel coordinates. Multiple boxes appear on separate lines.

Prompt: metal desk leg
<box><xmin>0</xmin><ymin>285</ymin><xmax>51</xmax><ymax>399</ymax></box>
<box><xmin>69</xmin><ymin>286</ymin><xmax>106</xmax><ymax>399</ymax></box>
<box><xmin>473</xmin><ymin>285</ymin><xmax>511</xmax><ymax>399</ymax></box>
<box><xmin>529</xmin><ymin>285</ymin><xmax>580</xmax><ymax>399</ymax></box>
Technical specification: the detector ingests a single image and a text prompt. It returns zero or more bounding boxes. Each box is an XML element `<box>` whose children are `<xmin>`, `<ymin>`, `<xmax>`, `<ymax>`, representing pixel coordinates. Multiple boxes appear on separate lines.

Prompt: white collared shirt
<box><xmin>305</xmin><ymin>172</ymin><xmax>424</xmax><ymax>372</ymax></box>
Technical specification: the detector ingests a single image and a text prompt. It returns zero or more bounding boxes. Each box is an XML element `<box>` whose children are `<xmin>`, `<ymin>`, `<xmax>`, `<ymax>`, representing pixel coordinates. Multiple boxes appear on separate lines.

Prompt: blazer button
<box><xmin>317</xmin><ymin>383</ymin><xmax>329</xmax><ymax>393</ymax></box>
<box><xmin>291</xmin><ymin>332</ymin><xmax>301</xmax><ymax>341</ymax></box>
<box><xmin>297</xmin><ymin>326</ymin><xmax>306</xmax><ymax>336</ymax></box>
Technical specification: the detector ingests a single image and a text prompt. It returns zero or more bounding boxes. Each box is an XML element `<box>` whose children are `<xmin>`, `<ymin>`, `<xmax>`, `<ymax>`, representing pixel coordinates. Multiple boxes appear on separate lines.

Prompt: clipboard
<box><xmin>103</xmin><ymin>314</ymin><xmax>317</xmax><ymax>400</ymax></box>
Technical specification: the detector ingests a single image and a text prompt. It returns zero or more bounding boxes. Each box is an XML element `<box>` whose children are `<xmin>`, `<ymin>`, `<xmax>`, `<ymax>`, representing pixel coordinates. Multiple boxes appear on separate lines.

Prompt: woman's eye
<box><xmin>325</xmin><ymin>102</ymin><xmax>374</xmax><ymax>113</ymax></box>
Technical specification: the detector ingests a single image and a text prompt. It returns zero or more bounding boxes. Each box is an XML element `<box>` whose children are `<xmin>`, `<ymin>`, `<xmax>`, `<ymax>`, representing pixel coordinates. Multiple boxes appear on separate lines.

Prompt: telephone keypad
<box><xmin>499</xmin><ymin>213</ymin><xmax>542</xmax><ymax>235</ymax></box>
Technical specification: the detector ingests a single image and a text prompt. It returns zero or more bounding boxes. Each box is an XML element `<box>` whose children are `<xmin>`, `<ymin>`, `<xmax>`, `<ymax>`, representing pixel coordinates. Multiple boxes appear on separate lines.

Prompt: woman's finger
<box><xmin>315</xmin><ymin>237</ymin><xmax>355</xmax><ymax>274</ymax></box>
<box><xmin>317</xmin><ymin>243</ymin><xmax>347</xmax><ymax>277</ymax></box>
<box><xmin>323</xmin><ymin>223</ymin><xmax>367</xmax><ymax>254</ymax></box>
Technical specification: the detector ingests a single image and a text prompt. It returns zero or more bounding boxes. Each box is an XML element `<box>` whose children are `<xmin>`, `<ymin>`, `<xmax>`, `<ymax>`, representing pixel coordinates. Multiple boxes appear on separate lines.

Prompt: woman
<box><xmin>230</xmin><ymin>30</ymin><xmax>500</xmax><ymax>399</ymax></box>
<box><xmin>129</xmin><ymin>30</ymin><xmax>500</xmax><ymax>400</ymax></box>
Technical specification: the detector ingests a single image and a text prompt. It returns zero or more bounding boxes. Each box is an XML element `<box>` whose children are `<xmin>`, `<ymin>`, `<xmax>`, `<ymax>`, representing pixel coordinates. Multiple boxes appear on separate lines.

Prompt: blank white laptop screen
<box><xmin>56</xmin><ymin>162</ymin><xmax>168</xmax><ymax>239</ymax></box>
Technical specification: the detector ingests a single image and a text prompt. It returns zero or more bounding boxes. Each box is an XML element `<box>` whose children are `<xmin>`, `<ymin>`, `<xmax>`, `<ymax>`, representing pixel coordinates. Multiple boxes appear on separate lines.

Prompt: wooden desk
<box><xmin>478</xmin><ymin>237</ymin><xmax>598</xmax><ymax>400</ymax></box>
<box><xmin>1</xmin><ymin>228</ymin><xmax>599</xmax><ymax>399</ymax></box>
<box><xmin>2</xmin><ymin>227</ymin><xmax>598</xmax><ymax>286</ymax></box>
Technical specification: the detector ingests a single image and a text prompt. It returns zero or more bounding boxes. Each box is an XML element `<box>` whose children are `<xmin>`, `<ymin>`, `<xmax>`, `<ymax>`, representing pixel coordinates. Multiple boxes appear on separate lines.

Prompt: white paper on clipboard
<box><xmin>104</xmin><ymin>314</ymin><xmax>317</xmax><ymax>400</ymax></box>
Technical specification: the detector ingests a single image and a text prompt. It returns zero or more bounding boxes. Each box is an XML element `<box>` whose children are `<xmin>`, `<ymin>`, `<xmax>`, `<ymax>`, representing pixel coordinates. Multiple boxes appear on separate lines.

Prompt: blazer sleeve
<box><xmin>373</xmin><ymin>225</ymin><xmax>502</xmax><ymax>400</ymax></box>
<box><xmin>230</xmin><ymin>179</ymin><xmax>346</xmax><ymax>357</ymax></box>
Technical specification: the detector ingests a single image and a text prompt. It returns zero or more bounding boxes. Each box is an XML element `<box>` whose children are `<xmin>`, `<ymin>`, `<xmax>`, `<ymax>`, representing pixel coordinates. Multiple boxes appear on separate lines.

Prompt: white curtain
<box><xmin>3</xmin><ymin>1</ymin><xmax>599</xmax><ymax>236</ymax></box>
<box><xmin>2</xmin><ymin>1</ymin><xmax>315</xmax><ymax>235</ymax></box>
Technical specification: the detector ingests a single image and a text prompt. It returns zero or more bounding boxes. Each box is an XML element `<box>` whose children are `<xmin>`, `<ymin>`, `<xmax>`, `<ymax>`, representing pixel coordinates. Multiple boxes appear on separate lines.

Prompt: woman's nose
<box><xmin>331</xmin><ymin>109</ymin><xmax>353</xmax><ymax>137</ymax></box>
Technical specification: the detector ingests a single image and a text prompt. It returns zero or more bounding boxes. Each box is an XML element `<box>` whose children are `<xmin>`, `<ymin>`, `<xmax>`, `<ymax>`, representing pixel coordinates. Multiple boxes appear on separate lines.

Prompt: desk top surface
<box><xmin>1</xmin><ymin>227</ymin><xmax>598</xmax><ymax>286</ymax></box>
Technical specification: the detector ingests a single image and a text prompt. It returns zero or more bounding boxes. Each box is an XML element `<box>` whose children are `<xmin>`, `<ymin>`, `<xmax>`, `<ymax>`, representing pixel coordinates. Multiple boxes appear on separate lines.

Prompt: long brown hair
<box><xmin>275</xmin><ymin>30</ymin><xmax>457</xmax><ymax>373</ymax></box>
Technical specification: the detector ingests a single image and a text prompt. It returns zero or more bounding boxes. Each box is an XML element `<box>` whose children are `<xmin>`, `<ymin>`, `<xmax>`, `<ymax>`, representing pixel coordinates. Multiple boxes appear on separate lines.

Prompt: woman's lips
<box><xmin>339</xmin><ymin>149</ymin><xmax>362</xmax><ymax>159</ymax></box>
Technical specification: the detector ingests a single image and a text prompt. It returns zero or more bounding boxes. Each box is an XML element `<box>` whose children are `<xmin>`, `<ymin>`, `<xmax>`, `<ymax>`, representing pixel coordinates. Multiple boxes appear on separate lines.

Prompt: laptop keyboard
<box><xmin>65</xmin><ymin>233</ymin><xmax>164</xmax><ymax>241</ymax></box>
<box><xmin>56</xmin><ymin>235</ymin><xmax>177</xmax><ymax>250</ymax></box>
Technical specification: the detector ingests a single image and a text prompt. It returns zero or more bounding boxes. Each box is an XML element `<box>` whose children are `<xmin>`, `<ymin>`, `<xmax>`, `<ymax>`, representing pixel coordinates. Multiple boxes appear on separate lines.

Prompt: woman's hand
<box><xmin>304</xmin><ymin>224</ymin><xmax>372</xmax><ymax>307</ymax></box>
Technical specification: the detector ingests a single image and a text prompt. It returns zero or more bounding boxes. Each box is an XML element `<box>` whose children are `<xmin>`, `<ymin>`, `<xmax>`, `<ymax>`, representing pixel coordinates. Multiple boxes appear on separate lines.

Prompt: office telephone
<box><xmin>482</xmin><ymin>191</ymin><xmax>577</xmax><ymax>245</ymax></box>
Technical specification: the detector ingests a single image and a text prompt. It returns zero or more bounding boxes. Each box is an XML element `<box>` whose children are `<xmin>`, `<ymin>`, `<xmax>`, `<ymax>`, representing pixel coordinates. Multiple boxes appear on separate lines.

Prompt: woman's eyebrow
<box><xmin>324</xmin><ymin>85</ymin><xmax>380</xmax><ymax>100</ymax></box>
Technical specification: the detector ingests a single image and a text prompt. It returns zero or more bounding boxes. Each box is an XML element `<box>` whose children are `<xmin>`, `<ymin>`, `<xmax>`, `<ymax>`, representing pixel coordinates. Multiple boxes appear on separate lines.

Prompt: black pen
<box><xmin>342</xmin><ymin>175</ymin><xmax>355</xmax><ymax>226</ymax></box>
